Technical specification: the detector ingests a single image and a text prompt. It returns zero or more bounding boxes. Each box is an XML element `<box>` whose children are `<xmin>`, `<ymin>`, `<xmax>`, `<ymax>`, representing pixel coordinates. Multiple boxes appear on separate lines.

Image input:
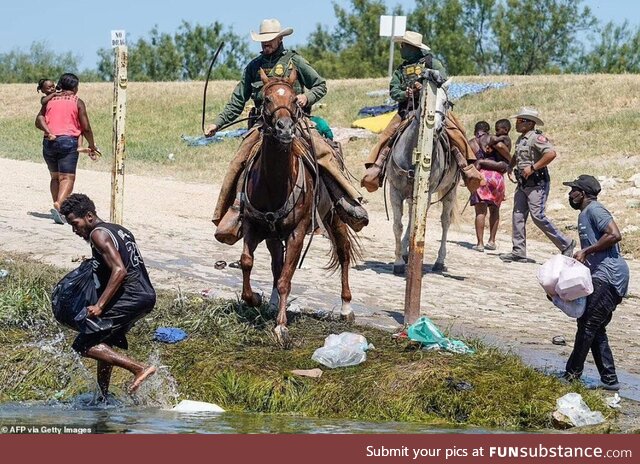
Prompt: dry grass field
<box><xmin>1</xmin><ymin>74</ymin><xmax>639</xmax><ymax>255</ymax></box>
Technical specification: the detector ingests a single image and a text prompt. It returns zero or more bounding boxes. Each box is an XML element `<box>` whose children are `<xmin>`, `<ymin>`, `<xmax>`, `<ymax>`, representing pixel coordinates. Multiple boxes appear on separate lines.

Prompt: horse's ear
<box><xmin>259</xmin><ymin>68</ymin><xmax>269</xmax><ymax>84</ymax></box>
<box><xmin>287</xmin><ymin>67</ymin><xmax>297</xmax><ymax>86</ymax></box>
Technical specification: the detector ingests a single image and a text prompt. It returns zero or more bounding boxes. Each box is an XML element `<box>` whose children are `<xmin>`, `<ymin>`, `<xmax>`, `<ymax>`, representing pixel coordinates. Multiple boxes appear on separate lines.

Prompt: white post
<box><xmin>111</xmin><ymin>45</ymin><xmax>128</xmax><ymax>224</ymax></box>
<box><xmin>388</xmin><ymin>17</ymin><xmax>395</xmax><ymax>79</ymax></box>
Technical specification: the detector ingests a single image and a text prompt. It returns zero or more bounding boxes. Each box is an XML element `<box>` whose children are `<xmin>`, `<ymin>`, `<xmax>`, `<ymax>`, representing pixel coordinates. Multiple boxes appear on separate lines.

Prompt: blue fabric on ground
<box><xmin>154</xmin><ymin>327</ymin><xmax>188</xmax><ymax>344</ymax></box>
<box><xmin>357</xmin><ymin>82</ymin><xmax>509</xmax><ymax>117</ymax></box>
<box><xmin>182</xmin><ymin>129</ymin><xmax>248</xmax><ymax>146</ymax></box>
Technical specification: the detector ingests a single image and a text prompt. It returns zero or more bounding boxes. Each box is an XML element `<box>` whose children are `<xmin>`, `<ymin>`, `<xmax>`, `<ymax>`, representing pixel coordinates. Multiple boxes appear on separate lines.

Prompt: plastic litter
<box><xmin>0</xmin><ymin>269</ymin><xmax>8</xmax><ymax>279</ymax></box>
<box><xmin>554</xmin><ymin>393</ymin><xmax>605</xmax><ymax>427</ymax></box>
<box><xmin>606</xmin><ymin>393</ymin><xmax>621</xmax><ymax>409</ymax></box>
<box><xmin>552</xmin><ymin>295</ymin><xmax>587</xmax><ymax>318</ymax></box>
<box><xmin>172</xmin><ymin>400</ymin><xmax>224</xmax><ymax>413</ymax></box>
<box><xmin>154</xmin><ymin>327</ymin><xmax>188</xmax><ymax>344</ymax></box>
<box><xmin>200</xmin><ymin>288</ymin><xmax>217</xmax><ymax>299</ymax></box>
<box><xmin>311</xmin><ymin>332</ymin><xmax>371</xmax><ymax>368</ymax></box>
<box><xmin>407</xmin><ymin>316</ymin><xmax>474</xmax><ymax>354</ymax></box>
<box><xmin>291</xmin><ymin>368</ymin><xmax>323</xmax><ymax>378</ymax></box>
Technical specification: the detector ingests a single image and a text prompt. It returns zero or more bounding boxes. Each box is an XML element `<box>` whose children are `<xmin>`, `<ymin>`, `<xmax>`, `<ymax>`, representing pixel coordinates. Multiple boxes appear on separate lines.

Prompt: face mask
<box><xmin>568</xmin><ymin>192</ymin><xmax>582</xmax><ymax>210</ymax></box>
<box><xmin>400</xmin><ymin>45</ymin><xmax>421</xmax><ymax>61</ymax></box>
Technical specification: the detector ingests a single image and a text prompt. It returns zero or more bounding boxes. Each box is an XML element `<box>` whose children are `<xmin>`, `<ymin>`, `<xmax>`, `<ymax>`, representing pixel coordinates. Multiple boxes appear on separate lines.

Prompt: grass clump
<box><xmin>0</xmin><ymin>252</ymin><xmax>611</xmax><ymax>430</ymax></box>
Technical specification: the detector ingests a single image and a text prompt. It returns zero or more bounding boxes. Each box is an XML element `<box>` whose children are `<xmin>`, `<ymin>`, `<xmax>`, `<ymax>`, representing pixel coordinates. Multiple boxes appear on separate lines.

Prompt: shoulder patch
<box><xmin>537</xmin><ymin>135</ymin><xmax>548</xmax><ymax>143</ymax></box>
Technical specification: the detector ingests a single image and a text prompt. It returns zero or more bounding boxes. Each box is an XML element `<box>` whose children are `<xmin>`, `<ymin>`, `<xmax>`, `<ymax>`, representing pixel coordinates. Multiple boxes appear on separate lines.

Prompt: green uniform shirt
<box><xmin>389</xmin><ymin>51</ymin><xmax>448</xmax><ymax>104</ymax></box>
<box><xmin>514</xmin><ymin>129</ymin><xmax>554</xmax><ymax>171</ymax></box>
<box><xmin>213</xmin><ymin>45</ymin><xmax>327</xmax><ymax>127</ymax></box>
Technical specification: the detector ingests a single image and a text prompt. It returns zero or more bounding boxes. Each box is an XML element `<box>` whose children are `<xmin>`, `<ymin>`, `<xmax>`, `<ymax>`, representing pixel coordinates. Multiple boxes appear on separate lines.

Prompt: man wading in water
<box><xmin>60</xmin><ymin>194</ymin><xmax>156</xmax><ymax>396</ymax></box>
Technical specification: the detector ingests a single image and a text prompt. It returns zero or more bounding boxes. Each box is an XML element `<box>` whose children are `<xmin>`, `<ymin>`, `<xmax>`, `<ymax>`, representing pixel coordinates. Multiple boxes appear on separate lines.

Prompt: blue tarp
<box><xmin>357</xmin><ymin>82</ymin><xmax>509</xmax><ymax>117</ymax></box>
<box><xmin>182</xmin><ymin>129</ymin><xmax>248</xmax><ymax>146</ymax></box>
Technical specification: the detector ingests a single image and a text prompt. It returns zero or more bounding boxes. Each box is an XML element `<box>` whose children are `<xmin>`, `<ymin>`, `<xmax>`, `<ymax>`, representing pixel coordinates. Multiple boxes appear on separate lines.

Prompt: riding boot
<box><xmin>361</xmin><ymin>146</ymin><xmax>391</xmax><ymax>193</ymax></box>
<box><xmin>214</xmin><ymin>191</ymin><xmax>244</xmax><ymax>245</ymax></box>
<box><xmin>451</xmin><ymin>146</ymin><xmax>485</xmax><ymax>194</ymax></box>
<box><xmin>323</xmin><ymin>174</ymin><xmax>369</xmax><ymax>232</ymax></box>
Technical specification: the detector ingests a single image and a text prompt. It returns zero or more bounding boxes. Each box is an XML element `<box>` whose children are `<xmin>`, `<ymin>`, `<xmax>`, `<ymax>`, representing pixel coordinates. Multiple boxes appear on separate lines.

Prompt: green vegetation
<box><xmin>0</xmin><ymin>253</ymin><xmax>611</xmax><ymax>430</ymax></box>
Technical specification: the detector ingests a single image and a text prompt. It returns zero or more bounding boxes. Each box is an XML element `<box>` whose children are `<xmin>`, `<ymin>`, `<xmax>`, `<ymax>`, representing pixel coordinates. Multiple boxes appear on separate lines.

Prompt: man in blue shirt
<box><xmin>562</xmin><ymin>175</ymin><xmax>629</xmax><ymax>390</ymax></box>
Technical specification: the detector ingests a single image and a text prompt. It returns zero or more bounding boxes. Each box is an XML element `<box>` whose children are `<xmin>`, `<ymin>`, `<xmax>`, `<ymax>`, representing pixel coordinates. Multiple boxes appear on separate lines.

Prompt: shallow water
<box><xmin>0</xmin><ymin>400</ymin><xmax>486</xmax><ymax>434</ymax></box>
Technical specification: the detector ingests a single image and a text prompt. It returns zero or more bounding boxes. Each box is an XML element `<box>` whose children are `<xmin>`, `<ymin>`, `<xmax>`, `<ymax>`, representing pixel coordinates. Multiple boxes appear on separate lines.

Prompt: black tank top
<box><xmin>89</xmin><ymin>222</ymin><xmax>155</xmax><ymax>300</ymax></box>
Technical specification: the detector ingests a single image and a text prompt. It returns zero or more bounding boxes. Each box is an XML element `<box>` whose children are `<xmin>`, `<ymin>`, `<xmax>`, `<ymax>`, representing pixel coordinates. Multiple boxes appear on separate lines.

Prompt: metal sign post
<box><xmin>110</xmin><ymin>30</ymin><xmax>127</xmax><ymax>224</ymax></box>
<box><xmin>403</xmin><ymin>79</ymin><xmax>437</xmax><ymax>326</ymax></box>
<box><xmin>379</xmin><ymin>15</ymin><xmax>407</xmax><ymax>79</ymax></box>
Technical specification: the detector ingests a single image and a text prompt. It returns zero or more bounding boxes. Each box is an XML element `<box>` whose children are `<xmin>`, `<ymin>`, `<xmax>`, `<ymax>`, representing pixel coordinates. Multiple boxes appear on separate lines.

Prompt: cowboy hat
<box><xmin>393</xmin><ymin>31</ymin><xmax>430</xmax><ymax>51</ymax></box>
<box><xmin>511</xmin><ymin>107</ymin><xmax>544</xmax><ymax>126</ymax></box>
<box><xmin>251</xmin><ymin>19</ymin><xmax>293</xmax><ymax>42</ymax></box>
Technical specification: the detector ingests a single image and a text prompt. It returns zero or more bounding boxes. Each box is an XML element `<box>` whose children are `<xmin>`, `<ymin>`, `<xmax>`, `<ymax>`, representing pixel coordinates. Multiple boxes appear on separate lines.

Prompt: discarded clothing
<box><xmin>154</xmin><ymin>327</ymin><xmax>188</xmax><ymax>344</ymax></box>
<box><xmin>407</xmin><ymin>316</ymin><xmax>474</xmax><ymax>354</ymax></box>
<box><xmin>182</xmin><ymin>129</ymin><xmax>248</xmax><ymax>146</ymax></box>
<box><xmin>358</xmin><ymin>104</ymin><xmax>399</xmax><ymax>117</ymax></box>
<box><xmin>310</xmin><ymin>116</ymin><xmax>333</xmax><ymax>140</ymax></box>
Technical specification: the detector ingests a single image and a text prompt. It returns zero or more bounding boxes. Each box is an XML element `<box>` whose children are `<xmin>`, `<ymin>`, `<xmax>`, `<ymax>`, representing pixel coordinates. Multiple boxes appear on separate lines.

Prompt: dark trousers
<box><xmin>565</xmin><ymin>279</ymin><xmax>622</xmax><ymax>385</ymax></box>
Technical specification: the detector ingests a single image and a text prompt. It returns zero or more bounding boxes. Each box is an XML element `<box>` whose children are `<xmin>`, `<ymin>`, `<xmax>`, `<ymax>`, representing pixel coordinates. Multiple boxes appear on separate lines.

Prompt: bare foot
<box><xmin>128</xmin><ymin>366</ymin><xmax>156</xmax><ymax>393</ymax></box>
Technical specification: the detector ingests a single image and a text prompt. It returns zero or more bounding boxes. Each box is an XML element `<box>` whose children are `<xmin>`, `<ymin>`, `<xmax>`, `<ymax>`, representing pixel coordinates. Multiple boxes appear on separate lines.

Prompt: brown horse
<box><xmin>239</xmin><ymin>67</ymin><xmax>358</xmax><ymax>346</ymax></box>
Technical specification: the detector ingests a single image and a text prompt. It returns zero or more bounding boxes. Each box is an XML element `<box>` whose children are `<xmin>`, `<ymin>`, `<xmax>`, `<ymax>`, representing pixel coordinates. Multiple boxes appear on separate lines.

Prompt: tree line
<box><xmin>1</xmin><ymin>0</ymin><xmax>639</xmax><ymax>83</ymax></box>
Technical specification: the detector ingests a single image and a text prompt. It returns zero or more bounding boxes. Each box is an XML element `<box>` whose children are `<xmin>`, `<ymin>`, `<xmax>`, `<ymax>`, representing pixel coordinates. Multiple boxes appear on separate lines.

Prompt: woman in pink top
<box><xmin>36</xmin><ymin>73</ymin><xmax>98</xmax><ymax>224</ymax></box>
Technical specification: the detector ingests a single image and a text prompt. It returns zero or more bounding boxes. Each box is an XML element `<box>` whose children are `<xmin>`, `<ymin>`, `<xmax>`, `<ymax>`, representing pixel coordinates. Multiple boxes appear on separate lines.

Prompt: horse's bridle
<box><xmin>260</xmin><ymin>80</ymin><xmax>302</xmax><ymax>130</ymax></box>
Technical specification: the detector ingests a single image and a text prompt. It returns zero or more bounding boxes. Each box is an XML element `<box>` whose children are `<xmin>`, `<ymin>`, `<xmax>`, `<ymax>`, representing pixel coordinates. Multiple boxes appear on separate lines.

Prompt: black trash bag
<box><xmin>51</xmin><ymin>259</ymin><xmax>112</xmax><ymax>333</ymax></box>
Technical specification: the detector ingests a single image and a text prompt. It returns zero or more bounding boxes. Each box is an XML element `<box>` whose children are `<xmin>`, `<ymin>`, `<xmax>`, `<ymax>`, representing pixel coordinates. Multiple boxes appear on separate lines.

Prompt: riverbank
<box><xmin>0</xmin><ymin>253</ymin><xmax>625</xmax><ymax>431</ymax></box>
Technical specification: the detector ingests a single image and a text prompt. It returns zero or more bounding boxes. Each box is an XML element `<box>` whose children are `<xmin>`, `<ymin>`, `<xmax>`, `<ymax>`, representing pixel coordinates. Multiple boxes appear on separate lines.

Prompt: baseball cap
<box><xmin>563</xmin><ymin>175</ymin><xmax>601</xmax><ymax>196</ymax></box>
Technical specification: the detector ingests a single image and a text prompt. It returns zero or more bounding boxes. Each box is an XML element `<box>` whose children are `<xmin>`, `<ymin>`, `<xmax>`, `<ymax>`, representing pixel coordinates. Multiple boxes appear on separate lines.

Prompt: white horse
<box><xmin>386</xmin><ymin>81</ymin><xmax>460</xmax><ymax>275</ymax></box>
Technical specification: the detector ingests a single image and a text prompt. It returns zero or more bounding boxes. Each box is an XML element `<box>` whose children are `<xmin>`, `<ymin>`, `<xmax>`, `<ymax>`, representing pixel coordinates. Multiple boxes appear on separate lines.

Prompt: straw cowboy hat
<box><xmin>393</xmin><ymin>31</ymin><xmax>430</xmax><ymax>51</ymax></box>
<box><xmin>511</xmin><ymin>107</ymin><xmax>544</xmax><ymax>126</ymax></box>
<box><xmin>251</xmin><ymin>19</ymin><xmax>293</xmax><ymax>42</ymax></box>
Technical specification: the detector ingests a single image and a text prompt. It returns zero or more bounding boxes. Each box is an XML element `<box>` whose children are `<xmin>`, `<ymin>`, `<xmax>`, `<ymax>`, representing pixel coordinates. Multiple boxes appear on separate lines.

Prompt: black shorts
<box><xmin>43</xmin><ymin>136</ymin><xmax>79</xmax><ymax>174</ymax></box>
<box><xmin>72</xmin><ymin>300</ymin><xmax>154</xmax><ymax>353</ymax></box>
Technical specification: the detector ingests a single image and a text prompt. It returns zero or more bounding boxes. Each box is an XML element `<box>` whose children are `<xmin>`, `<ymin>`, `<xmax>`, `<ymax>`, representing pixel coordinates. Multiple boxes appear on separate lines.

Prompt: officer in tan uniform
<box><xmin>500</xmin><ymin>107</ymin><xmax>575</xmax><ymax>262</ymax></box>
<box><xmin>206</xmin><ymin>19</ymin><xmax>367</xmax><ymax>243</ymax></box>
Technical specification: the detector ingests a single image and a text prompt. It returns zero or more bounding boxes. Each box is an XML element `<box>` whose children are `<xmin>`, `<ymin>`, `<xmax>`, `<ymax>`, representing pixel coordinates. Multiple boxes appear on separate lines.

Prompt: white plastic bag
<box><xmin>555</xmin><ymin>259</ymin><xmax>593</xmax><ymax>301</ymax></box>
<box><xmin>555</xmin><ymin>393</ymin><xmax>604</xmax><ymax>427</ymax></box>
<box><xmin>552</xmin><ymin>295</ymin><xmax>587</xmax><ymax>318</ymax></box>
<box><xmin>537</xmin><ymin>255</ymin><xmax>573</xmax><ymax>297</ymax></box>
<box><xmin>311</xmin><ymin>332</ymin><xmax>369</xmax><ymax>368</ymax></box>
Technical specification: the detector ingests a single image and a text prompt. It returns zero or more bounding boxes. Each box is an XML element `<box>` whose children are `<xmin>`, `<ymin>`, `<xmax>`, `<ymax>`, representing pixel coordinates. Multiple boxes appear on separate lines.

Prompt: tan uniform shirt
<box><xmin>514</xmin><ymin>129</ymin><xmax>554</xmax><ymax>171</ymax></box>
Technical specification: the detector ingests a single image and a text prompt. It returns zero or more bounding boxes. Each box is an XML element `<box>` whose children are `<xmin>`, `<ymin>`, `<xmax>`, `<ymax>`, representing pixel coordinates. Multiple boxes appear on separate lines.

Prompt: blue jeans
<box><xmin>565</xmin><ymin>279</ymin><xmax>622</xmax><ymax>385</ymax></box>
<box><xmin>43</xmin><ymin>136</ymin><xmax>79</xmax><ymax>174</ymax></box>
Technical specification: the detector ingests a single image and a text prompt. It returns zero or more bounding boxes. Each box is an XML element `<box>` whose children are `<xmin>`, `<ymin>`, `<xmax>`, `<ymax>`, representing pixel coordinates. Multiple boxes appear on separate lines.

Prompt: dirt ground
<box><xmin>1</xmin><ymin>157</ymin><xmax>639</xmax><ymax>403</ymax></box>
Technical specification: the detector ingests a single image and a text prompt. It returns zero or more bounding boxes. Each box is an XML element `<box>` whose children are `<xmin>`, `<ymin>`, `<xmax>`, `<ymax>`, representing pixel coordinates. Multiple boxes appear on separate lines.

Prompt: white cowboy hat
<box><xmin>250</xmin><ymin>19</ymin><xmax>293</xmax><ymax>42</ymax></box>
<box><xmin>511</xmin><ymin>107</ymin><xmax>544</xmax><ymax>126</ymax></box>
<box><xmin>393</xmin><ymin>31</ymin><xmax>430</xmax><ymax>51</ymax></box>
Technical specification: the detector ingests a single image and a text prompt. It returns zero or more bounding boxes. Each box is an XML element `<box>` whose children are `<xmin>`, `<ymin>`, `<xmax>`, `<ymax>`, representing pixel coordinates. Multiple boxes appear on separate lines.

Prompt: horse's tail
<box><xmin>322</xmin><ymin>214</ymin><xmax>362</xmax><ymax>274</ymax></box>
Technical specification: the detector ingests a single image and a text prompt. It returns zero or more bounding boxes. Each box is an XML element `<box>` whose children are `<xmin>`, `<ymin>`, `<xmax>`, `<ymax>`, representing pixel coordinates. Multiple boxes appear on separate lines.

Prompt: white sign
<box><xmin>111</xmin><ymin>30</ymin><xmax>126</xmax><ymax>48</ymax></box>
<box><xmin>379</xmin><ymin>15</ymin><xmax>406</xmax><ymax>37</ymax></box>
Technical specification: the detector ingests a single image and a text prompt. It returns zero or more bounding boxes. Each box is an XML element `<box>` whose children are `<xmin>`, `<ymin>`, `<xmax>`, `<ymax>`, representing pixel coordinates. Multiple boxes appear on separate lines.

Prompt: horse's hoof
<box><xmin>244</xmin><ymin>292</ymin><xmax>262</xmax><ymax>307</ymax></box>
<box><xmin>402</xmin><ymin>254</ymin><xmax>408</xmax><ymax>264</ymax></box>
<box><xmin>274</xmin><ymin>325</ymin><xmax>292</xmax><ymax>349</ymax></box>
<box><xmin>393</xmin><ymin>264</ymin><xmax>406</xmax><ymax>275</ymax></box>
<box><xmin>340</xmin><ymin>312</ymin><xmax>355</xmax><ymax>323</ymax></box>
<box><xmin>432</xmin><ymin>262</ymin><xmax>447</xmax><ymax>273</ymax></box>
